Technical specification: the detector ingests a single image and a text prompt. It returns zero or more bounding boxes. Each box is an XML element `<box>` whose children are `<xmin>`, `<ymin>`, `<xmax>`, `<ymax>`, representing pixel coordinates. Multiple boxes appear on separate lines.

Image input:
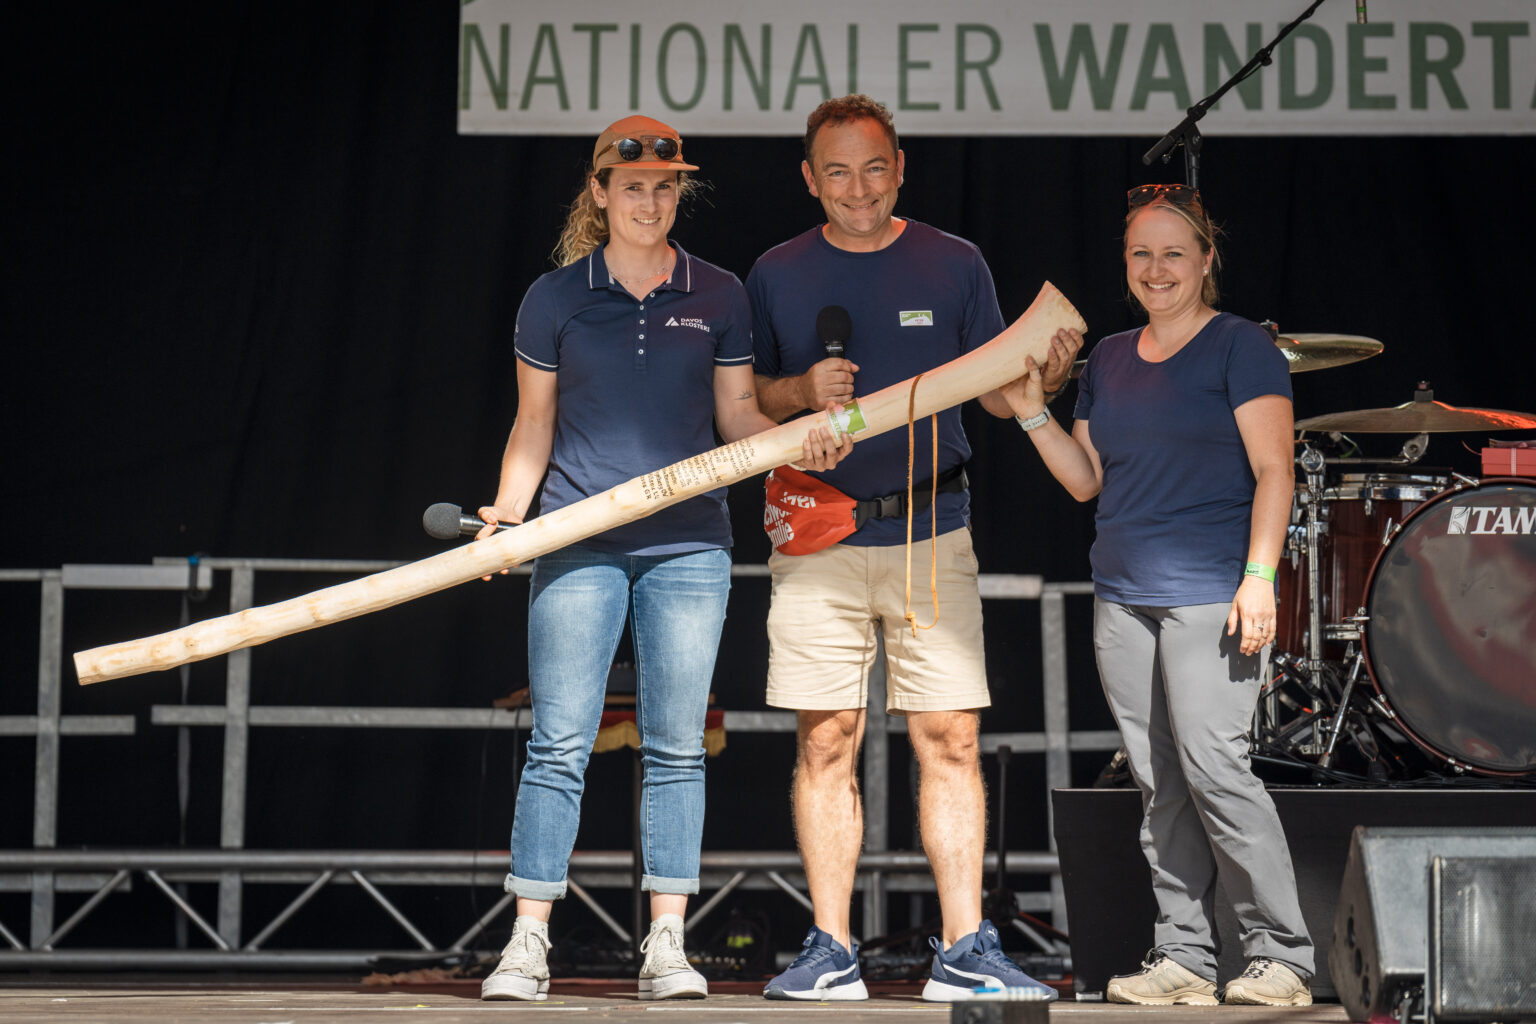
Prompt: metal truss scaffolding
<box><xmin>1</xmin><ymin>558</ymin><xmax>1116</xmax><ymax>970</ymax></box>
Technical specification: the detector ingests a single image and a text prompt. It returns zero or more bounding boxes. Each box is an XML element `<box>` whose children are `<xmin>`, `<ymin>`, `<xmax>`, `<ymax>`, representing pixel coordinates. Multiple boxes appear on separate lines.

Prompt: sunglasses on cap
<box><xmin>1127</xmin><ymin>183</ymin><xmax>1203</xmax><ymax>209</ymax></box>
<box><xmin>604</xmin><ymin>135</ymin><xmax>681</xmax><ymax>162</ymax></box>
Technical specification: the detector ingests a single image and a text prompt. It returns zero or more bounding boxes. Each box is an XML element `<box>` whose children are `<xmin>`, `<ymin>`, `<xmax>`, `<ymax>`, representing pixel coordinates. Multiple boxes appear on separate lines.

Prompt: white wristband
<box><xmin>1015</xmin><ymin>411</ymin><xmax>1050</xmax><ymax>432</ymax></box>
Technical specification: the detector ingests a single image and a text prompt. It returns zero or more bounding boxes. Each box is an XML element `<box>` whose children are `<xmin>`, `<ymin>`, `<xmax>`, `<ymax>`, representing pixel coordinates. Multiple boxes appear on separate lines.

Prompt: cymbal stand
<box><xmin>1317</xmin><ymin>643</ymin><xmax>1363</xmax><ymax>769</ymax></box>
<box><xmin>1296</xmin><ymin>443</ymin><xmax>1330</xmax><ymax>693</ymax></box>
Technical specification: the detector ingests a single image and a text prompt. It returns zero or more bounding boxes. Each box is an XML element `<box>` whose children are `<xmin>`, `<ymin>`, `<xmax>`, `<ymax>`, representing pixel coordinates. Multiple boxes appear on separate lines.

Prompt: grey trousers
<box><xmin>1093</xmin><ymin>598</ymin><xmax>1314</xmax><ymax>981</ymax></box>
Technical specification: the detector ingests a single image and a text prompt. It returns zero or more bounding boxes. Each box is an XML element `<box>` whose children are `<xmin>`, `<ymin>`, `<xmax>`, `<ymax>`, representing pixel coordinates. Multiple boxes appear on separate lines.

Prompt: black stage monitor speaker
<box><xmin>1330</xmin><ymin>827</ymin><xmax>1536</xmax><ymax>1023</ymax></box>
<box><xmin>1429</xmin><ymin>856</ymin><xmax>1536</xmax><ymax>1023</ymax></box>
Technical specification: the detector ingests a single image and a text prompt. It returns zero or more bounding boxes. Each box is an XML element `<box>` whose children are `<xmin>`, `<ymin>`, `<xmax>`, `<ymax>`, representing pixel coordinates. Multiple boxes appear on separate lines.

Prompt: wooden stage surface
<box><xmin>0</xmin><ymin>977</ymin><xmax>1352</xmax><ymax>1023</ymax></box>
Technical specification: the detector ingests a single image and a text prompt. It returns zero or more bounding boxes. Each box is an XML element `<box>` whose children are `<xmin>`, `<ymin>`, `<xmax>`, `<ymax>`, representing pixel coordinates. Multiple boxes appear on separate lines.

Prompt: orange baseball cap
<box><xmin>592</xmin><ymin>115</ymin><xmax>699</xmax><ymax>172</ymax></box>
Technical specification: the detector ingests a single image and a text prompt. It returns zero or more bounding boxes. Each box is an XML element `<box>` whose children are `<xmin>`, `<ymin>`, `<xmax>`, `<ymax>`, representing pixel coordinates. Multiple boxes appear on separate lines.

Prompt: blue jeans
<box><xmin>506</xmin><ymin>545</ymin><xmax>731</xmax><ymax>900</ymax></box>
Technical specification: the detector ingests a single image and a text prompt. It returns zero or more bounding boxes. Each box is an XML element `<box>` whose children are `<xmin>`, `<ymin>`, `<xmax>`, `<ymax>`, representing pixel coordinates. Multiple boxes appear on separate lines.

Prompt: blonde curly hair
<box><xmin>553</xmin><ymin>167</ymin><xmax>700</xmax><ymax>267</ymax></box>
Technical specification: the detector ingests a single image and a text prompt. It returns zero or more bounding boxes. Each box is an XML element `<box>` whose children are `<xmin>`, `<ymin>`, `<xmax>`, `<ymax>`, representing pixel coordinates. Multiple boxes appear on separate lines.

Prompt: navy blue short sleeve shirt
<box><xmin>747</xmin><ymin>221</ymin><xmax>1007</xmax><ymax>546</ymax></box>
<box><xmin>1075</xmin><ymin>312</ymin><xmax>1293</xmax><ymax>604</ymax></box>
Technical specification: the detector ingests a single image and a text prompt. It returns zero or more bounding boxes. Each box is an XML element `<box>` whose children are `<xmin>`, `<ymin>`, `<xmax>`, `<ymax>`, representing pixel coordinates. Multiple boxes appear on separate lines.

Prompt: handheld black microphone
<box><xmin>423</xmin><ymin>502</ymin><xmax>511</xmax><ymax>540</ymax></box>
<box><xmin>816</xmin><ymin>305</ymin><xmax>851</xmax><ymax>359</ymax></box>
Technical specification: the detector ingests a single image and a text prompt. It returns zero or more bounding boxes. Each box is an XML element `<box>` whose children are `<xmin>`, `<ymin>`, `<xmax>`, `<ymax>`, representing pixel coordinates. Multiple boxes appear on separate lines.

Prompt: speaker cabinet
<box><xmin>1329</xmin><ymin>827</ymin><xmax>1536</xmax><ymax>1022</ymax></box>
<box><xmin>1429</xmin><ymin>856</ymin><xmax>1536</xmax><ymax>1023</ymax></box>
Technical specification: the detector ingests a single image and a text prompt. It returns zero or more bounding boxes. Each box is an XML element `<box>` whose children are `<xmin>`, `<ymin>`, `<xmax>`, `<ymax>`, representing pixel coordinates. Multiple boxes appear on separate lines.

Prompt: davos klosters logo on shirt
<box><xmin>1447</xmin><ymin>504</ymin><xmax>1536</xmax><ymax>534</ymax></box>
<box><xmin>899</xmin><ymin>310</ymin><xmax>934</xmax><ymax>326</ymax></box>
<box><xmin>665</xmin><ymin>316</ymin><xmax>710</xmax><ymax>333</ymax></box>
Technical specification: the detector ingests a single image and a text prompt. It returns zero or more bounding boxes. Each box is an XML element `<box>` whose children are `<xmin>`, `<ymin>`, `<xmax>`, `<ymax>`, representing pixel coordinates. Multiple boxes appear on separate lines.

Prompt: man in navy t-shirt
<box><xmin>748</xmin><ymin>95</ymin><xmax>1076</xmax><ymax>1004</ymax></box>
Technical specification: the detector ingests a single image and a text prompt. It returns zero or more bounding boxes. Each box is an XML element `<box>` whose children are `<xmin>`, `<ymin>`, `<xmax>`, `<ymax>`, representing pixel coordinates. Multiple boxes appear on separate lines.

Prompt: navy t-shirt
<box><xmin>747</xmin><ymin>221</ymin><xmax>1007</xmax><ymax>547</ymax></box>
<box><xmin>513</xmin><ymin>242</ymin><xmax>753</xmax><ymax>555</ymax></box>
<box><xmin>1075</xmin><ymin>313</ymin><xmax>1292</xmax><ymax>604</ymax></box>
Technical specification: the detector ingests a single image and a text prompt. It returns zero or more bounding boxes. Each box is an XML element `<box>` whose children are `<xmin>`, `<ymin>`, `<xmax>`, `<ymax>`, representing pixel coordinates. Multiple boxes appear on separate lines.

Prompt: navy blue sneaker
<box><xmin>922</xmin><ymin>920</ymin><xmax>1059</xmax><ymax>1002</ymax></box>
<box><xmin>763</xmin><ymin>925</ymin><xmax>869</xmax><ymax>1001</ymax></box>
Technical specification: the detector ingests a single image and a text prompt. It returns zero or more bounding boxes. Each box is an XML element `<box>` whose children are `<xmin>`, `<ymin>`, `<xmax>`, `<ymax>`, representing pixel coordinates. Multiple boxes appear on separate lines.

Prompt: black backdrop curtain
<box><xmin>4</xmin><ymin>2</ymin><xmax>1534</xmax><ymax>894</ymax></box>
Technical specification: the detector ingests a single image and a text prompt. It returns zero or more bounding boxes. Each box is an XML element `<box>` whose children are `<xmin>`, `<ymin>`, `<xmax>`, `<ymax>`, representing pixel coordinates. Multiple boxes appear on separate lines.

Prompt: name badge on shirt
<box><xmin>899</xmin><ymin>310</ymin><xmax>933</xmax><ymax>326</ymax></box>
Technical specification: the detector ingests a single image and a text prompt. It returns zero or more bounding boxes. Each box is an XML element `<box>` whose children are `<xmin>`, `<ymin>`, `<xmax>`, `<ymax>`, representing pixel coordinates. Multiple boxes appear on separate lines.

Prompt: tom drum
<box><xmin>1277</xmin><ymin>472</ymin><xmax>1448</xmax><ymax>653</ymax></box>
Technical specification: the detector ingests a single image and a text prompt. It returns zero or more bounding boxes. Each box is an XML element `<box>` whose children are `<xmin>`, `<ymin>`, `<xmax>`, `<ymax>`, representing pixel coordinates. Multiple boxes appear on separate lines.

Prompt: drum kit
<box><xmin>1252</xmin><ymin>332</ymin><xmax>1536</xmax><ymax>783</ymax></box>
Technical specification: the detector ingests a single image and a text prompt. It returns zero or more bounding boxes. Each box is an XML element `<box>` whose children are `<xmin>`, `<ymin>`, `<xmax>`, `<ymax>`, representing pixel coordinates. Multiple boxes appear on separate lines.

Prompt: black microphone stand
<box><xmin>1142</xmin><ymin>0</ymin><xmax>1333</xmax><ymax>188</ymax></box>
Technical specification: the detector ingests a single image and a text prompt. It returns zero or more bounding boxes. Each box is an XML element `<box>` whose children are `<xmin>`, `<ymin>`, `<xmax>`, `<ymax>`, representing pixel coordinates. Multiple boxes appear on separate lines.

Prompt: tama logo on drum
<box><xmin>1446</xmin><ymin>505</ymin><xmax>1536</xmax><ymax>534</ymax></box>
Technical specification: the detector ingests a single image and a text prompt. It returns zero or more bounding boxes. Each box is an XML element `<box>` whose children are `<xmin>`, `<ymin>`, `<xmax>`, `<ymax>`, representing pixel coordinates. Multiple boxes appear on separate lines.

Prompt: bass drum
<box><xmin>1362</xmin><ymin>478</ymin><xmax>1536</xmax><ymax>776</ymax></box>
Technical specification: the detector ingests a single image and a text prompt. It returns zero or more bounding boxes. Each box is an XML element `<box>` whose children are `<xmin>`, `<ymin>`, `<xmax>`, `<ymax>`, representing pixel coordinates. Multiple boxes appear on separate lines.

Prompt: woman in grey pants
<box><xmin>1002</xmin><ymin>183</ymin><xmax>1314</xmax><ymax>1006</ymax></box>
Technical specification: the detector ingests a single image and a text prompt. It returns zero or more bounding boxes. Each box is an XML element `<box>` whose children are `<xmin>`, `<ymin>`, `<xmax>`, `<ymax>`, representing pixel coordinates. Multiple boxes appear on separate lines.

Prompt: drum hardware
<box><xmin>1378</xmin><ymin>517</ymin><xmax>1397</xmax><ymax>544</ymax></box>
<box><xmin>1366</xmin><ymin>695</ymin><xmax>1394</xmax><ymax>728</ymax></box>
<box><xmin>1317</xmin><ymin>650</ymin><xmax>1365</xmax><ymax>770</ymax></box>
<box><xmin>1258</xmin><ymin>647</ymin><xmax>1403</xmax><ymax>778</ymax></box>
<box><xmin>1324</xmin><ymin>609</ymin><xmax>1364</xmax><ymax>644</ymax></box>
<box><xmin>1258</xmin><ymin>652</ymin><xmax>1330</xmax><ymax>758</ymax></box>
<box><xmin>1299</xmin><ymin>433</ymin><xmax>1432</xmax><ymax>470</ymax></box>
<box><xmin>1297</xmin><ymin>438</ymin><xmax>1328</xmax><ymax>477</ymax></box>
<box><xmin>1294</xmin><ymin>443</ymin><xmax>1331</xmax><ymax>686</ymax></box>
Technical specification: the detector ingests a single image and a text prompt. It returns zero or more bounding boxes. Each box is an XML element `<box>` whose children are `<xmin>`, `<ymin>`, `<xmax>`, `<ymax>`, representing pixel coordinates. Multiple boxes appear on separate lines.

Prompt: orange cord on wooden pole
<box><xmin>902</xmin><ymin>373</ymin><xmax>940</xmax><ymax>637</ymax></box>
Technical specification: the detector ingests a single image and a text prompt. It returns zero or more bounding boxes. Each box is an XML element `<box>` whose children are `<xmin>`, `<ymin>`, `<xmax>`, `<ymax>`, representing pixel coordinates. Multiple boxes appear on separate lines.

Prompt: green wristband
<box><xmin>1244</xmin><ymin>562</ymin><xmax>1277</xmax><ymax>582</ymax></box>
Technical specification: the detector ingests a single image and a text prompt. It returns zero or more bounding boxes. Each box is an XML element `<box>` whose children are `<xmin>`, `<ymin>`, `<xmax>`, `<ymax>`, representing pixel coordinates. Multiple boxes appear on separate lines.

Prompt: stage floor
<box><xmin>0</xmin><ymin>978</ymin><xmax>1352</xmax><ymax>1023</ymax></box>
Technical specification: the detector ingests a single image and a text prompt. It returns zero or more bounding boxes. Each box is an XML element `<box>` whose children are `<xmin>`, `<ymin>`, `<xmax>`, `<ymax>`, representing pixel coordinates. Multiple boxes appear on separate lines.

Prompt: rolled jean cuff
<box><xmin>641</xmin><ymin>874</ymin><xmax>699</xmax><ymax>895</ymax></box>
<box><xmin>505</xmin><ymin>872</ymin><xmax>566</xmax><ymax>901</ymax></box>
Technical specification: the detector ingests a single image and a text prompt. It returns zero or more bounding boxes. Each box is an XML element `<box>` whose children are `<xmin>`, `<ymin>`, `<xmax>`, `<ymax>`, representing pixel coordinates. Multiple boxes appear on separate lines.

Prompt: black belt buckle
<box><xmin>854</xmin><ymin>492</ymin><xmax>904</xmax><ymax>531</ymax></box>
<box><xmin>852</xmin><ymin>466</ymin><xmax>967</xmax><ymax>531</ymax></box>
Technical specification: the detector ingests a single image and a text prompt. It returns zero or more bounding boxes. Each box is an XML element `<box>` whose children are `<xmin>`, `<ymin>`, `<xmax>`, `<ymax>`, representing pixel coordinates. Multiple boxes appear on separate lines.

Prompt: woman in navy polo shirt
<box><xmin>1003</xmin><ymin>185</ymin><xmax>1314</xmax><ymax>1007</ymax></box>
<box><xmin>475</xmin><ymin>115</ymin><xmax>849</xmax><ymax>1003</ymax></box>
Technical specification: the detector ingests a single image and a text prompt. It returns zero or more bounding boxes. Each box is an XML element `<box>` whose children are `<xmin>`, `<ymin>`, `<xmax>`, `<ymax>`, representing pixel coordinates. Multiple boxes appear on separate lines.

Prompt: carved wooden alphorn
<box><xmin>74</xmin><ymin>282</ymin><xmax>1084</xmax><ymax>684</ymax></box>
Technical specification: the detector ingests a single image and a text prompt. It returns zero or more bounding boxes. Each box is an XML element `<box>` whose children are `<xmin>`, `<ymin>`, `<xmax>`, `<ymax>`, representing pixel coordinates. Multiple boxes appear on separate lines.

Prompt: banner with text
<box><xmin>457</xmin><ymin>0</ymin><xmax>1533</xmax><ymax>136</ymax></box>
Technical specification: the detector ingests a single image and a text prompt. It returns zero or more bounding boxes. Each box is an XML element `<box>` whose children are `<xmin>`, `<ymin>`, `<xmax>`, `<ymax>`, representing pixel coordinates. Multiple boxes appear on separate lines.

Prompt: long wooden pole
<box><xmin>75</xmin><ymin>282</ymin><xmax>1085</xmax><ymax>684</ymax></box>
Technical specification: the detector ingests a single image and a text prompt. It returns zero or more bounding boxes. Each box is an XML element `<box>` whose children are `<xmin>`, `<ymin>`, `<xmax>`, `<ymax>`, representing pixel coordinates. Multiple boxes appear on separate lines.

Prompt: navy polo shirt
<box><xmin>747</xmin><ymin>221</ymin><xmax>1007</xmax><ymax>547</ymax></box>
<box><xmin>514</xmin><ymin>242</ymin><xmax>753</xmax><ymax>555</ymax></box>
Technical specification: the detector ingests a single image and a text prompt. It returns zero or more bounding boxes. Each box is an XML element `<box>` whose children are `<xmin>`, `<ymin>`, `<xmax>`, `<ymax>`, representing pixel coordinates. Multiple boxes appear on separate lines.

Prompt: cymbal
<box><xmin>1297</xmin><ymin>391</ymin><xmax>1536</xmax><ymax>433</ymax></box>
<box><xmin>1067</xmin><ymin>331</ymin><xmax>1383</xmax><ymax>378</ymax></box>
<box><xmin>1274</xmin><ymin>333</ymin><xmax>1383</xmax><ymax>373</ymax></box>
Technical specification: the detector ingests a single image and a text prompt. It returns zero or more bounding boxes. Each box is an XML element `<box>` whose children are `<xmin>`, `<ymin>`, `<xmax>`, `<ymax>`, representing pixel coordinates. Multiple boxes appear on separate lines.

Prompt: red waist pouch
<box><xmin>763</xmin><ymin>466</ymin><xmax>857</xmax><ymax>556</ymax></box>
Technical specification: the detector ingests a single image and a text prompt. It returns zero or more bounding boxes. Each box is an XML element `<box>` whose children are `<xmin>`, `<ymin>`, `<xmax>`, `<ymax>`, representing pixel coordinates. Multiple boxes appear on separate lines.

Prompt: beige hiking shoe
<box><xmin>638</xmin><ymin>913</ymin><xmax>707</xmax><ymax>1000</ymax></box>
<box><xmin>1224</xmin><ymin>957</ymin><xmax>1312</xmax><ymax>1006</ymax></box>
<box><xmin>481</xmin><ymin>915</ymin><xmax>551</xmax><ymax>1001</ymax></box>
<box><xmin>1107</xmin><ymin>954</ymin><xmax>1218</xmax><ymax>1005</ymax></box>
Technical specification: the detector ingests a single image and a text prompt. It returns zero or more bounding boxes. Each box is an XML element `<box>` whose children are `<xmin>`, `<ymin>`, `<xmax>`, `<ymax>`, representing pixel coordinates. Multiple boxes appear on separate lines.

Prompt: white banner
<box><xmin>457</xmin><ymin>0</ymin><xmax>1535</xmax><ymax>136</ymax></box>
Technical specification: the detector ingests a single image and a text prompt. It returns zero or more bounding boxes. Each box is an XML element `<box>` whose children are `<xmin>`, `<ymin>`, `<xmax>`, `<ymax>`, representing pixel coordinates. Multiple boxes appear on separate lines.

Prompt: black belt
<box><xmin>854</xmin><ymin>465</ymin><xmax>969</xmax><ymax>530</ymax></box>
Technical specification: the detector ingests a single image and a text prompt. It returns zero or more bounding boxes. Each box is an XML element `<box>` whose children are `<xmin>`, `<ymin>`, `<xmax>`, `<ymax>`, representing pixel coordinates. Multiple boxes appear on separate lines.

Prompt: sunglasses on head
<box><xmin>1127</xmin><ymin>183</ymin><xmax>1203</xmax><ymax>209</ymax></box>
<box><xmin>606</xmin><ymin>135</ymin><xmax>681</xmax><ymax>162</ymax></box>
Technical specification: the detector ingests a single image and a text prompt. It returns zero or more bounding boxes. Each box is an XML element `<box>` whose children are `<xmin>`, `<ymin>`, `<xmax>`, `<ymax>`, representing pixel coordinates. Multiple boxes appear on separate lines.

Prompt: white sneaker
<box><xmin>638</xmin><ymin>913</ymin><xmax>707</xmax><ymax>1000</ymax></box>
<box><xmin>481</xmin><ymin>915</ymin><xmax>551</xmax><ymax>1001</ymax></box>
